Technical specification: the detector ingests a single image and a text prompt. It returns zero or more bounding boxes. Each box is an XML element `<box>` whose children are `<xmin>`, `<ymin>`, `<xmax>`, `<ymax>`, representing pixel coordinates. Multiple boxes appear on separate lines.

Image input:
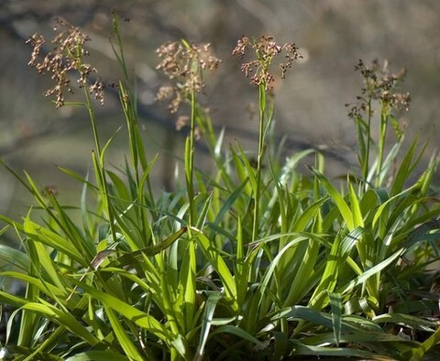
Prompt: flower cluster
<box><xmin>26</xmin><ymin>18</ymin><xmax>105</xmax><ymax>108</ymax></box>
<box><xmin>232</xmin><ymin>35</ymin><xmax>302</xmax><ymax>91</ymax></box>
<box><xmin>347</xmin><ymin>59</ymin><xmax>410</xmax><ymax>118</ymax></box>
<box><xmin>155</xmin><ymin>41</ymin><xmax>221</xmax><ymax>114</ymax></box>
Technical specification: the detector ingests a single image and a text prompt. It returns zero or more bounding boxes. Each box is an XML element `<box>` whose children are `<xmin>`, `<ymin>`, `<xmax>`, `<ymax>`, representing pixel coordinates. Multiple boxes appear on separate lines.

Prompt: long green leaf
<box><xmin>309</xmin><ymin>167</ymin><xmax>354</xmax><ymax>231</ymax></box>
<box><xmin>210</xmin><ymin>325</ymin><xmax>265</xmax><ymax>348</ymax></box>
<box><xmin>179</xmin><ymin>237</ymin><xmax>197</xmax><ymax>333</ymax></box>
<box><xmin>289</xmin><ymin>339</ymin><xmax>397</xmax><ymax>360</ymax></box>
<box><xmin>23</xmin><ymin>218</ymin><xmax>84</xmax><ymax>265</ymax></box>
<box><xmin>329</xmin><ymin>292</ymin><xmax>342</xmax><ymax>346</ymax></box>
<box><xmin>69</xmin><ymin>280</ymin><xmax>172</xmax><ymax>342</ymax></box>
<box><xmin>66</xmin><ymin>351</ymin><xmax>129</xmax><ymax>361</ymax></box>
<box><xmin>0</xmin><ymin>271</ymin><xmax>73</xmax><ymax>302</ymax></box>
<box><xmin>390</xmin><ymin>135</ymin><xmax>419</xmax><ymax>196</ymax></box>
<box><xmin>0</xmin><ymin>245</ymin><xmax>30</xmax><ymax>271</ymax></box>
<box><xmin>373</xmin><ymin>313</ymin><xmax>437</xmax><ymax>332</ymax></box>
<box><xmin>105</xmin><ymin>306</ymin><xmax>144</xmax><ymax>360</ymax></box>
<box><xmin>348</xmin><ymin>183</ymin><xmax>364</xmax><ymax>228</ymax></box>
<box><xmin>112</xmin><ymin>227</ymin><xmax>187</xmax><ymax>267</ymax></box>
<box><xmin>21</xmin><ymin>302</ymin><xmax>99</xmax><ymax>346</ymax></box>
<box><xmin>292</xmin><ymin>197</ymin><xmax>327</xmax><ymax>232</ymax></box>
<box><xmin>338</xmin><ymin>249</ymin><xmax>403</xmax><ymax>295</ymax></box>
<box><xmin>195</xmin><ymin>292</ymin><xmax>223</xmax><ymax>361</ymax></box>
<box><xmin>195</xmin><ymin>230</ymin><xmax>238</xmax><ymax>312</ymax></box>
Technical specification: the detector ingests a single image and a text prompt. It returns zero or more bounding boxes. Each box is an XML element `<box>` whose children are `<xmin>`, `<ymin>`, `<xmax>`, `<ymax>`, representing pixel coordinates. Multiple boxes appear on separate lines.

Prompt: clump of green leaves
<box><xmin>1</xmin><ymin>14</ymin><xmax>440</xmax><ymax>361</ymax></box>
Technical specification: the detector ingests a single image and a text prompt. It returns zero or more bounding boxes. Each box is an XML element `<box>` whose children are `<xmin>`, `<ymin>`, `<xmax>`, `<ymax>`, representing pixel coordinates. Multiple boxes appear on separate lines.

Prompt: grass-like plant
<box><xmin>1</xmin><ymin>14</ymin><xmax>440</xmax><ymax>360</ymax></box>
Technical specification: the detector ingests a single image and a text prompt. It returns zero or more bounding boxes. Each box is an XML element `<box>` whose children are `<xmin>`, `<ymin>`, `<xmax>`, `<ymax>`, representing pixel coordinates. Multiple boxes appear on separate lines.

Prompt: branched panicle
<box><xmin>155</xmin><ymin>41</ymin><xmax>221</xmax><ymax>114</ymax></box>
<box><xmin>347</xmin><ymin>59</ymin><xmax>410</xmax><ymax>118</ymax></box>
<box><xmin>26</xmin><ymin>18</ymin><xmax>105</xmax><ymax>108</ymax></box>
<box><xmin>231</xmin><ymin>35</ymin><xmax>250</xmax><ymax>59</ymax></box>
<box><xmin>233</xmin><ymin>35</ymin><xmax>302</xmax><ymax>91</ymax></box>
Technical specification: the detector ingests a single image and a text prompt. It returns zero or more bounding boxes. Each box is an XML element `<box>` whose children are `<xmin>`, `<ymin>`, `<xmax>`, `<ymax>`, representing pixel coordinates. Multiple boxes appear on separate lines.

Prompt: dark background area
<box><xmin>1</xmin><ymin>0</ymin><xmax>439</xmax><ymax>228</ymax></box>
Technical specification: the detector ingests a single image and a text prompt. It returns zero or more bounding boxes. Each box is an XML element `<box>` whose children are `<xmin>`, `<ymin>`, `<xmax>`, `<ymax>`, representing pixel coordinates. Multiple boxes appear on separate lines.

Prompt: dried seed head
<box><xmin>232</xmin><ymin>36</ymin><xmax>250</xmax><ymax>58</ymax></box>
<box><xmin>347</xmin><ymin>59</ymin><xmax>410</xmax><ymax>120</ymax></box>
<box><xmin>176</xmin><ymin>115</ymin><xmax>189</xmax><ymax>130</ymax></box>
<box><xmin>155</xmin><ymin>85</ymin><xmax>174</xmax><ymax>102</ymax></box>
<box><xmin>233</xmin><ymin>35</ymin><xmax>302</xmax><ymax>91</ymax></box>
<box><xmin>26</xmin><ymin>18</ymin><xmax>105</xmax><ymax>108</ymax></box>
<box><xmin>155</xmin><ymin>40</ymin><xmax>221</xmax><ymax>124</ymax></box>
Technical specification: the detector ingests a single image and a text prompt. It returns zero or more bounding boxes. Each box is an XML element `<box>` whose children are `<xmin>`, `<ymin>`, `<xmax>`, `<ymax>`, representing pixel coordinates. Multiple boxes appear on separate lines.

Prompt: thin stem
<box><xmin>363</xmin><ymin>98</ymin><xmax>372</xmax><ymax>193</ymax></box>
<box><xmin>186</xmin><ymin>89</ymin><xmax>197</xmax><ymax>227</ymax></box>
<box><xmin>252</xmin><ymin>84</ymin><xmax>266</xmax><ymax>242</ymax></box>
<box><xmin>183</xmin><ymin>80</ymin><xmax>197</xmax><ymax>336</ymax></box>
<box><xmin>83</xmin><ymin>84</ymin><xmax>102</xmax><ymax>158</ymax></box>
<box><xmin>112</xmin><ymin>20</ymin><xmax>156</xmax><ymax>220</ymax></box>
<box><xmin>376</xmin><ymin>109</ymin><xmax>389</xmax><ymax>188</ymax></box>
<box><xmin>82</xmin><ymin>82</ymin><xmax>117</xmax><ymax>244</ymax></box>
<box><xmin>112</xmin><ymin>13</ymin><xmax>130</xmax><ymax>82</ymax></box>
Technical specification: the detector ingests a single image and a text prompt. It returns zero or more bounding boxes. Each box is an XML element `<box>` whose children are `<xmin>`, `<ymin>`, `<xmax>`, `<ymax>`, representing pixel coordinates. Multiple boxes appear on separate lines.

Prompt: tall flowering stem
<box><xmin>26</xmin><ymin>18</ymin><xmax>118</xmax><ymax>245</ymax></box>
<box><xmin>233</xmin><ymin>35</ymin><xmax>302</xmax><ymax>242</ymax></box>
<box><xmin>27</xmin><ymin>19</ymin><xmax>105</xmax><ymax>157</ymax></box>
<box><xmin>155</xmin><ymin>39</ymin><xmax>220</xmax><ymax>226</ymax></box>
<box><xmin>155</xmin><ymin>39</ymin><xmax>220</xmax><ymax>332</ymax></box>
<box><xmin>347</xmin><ymin>59</ymin><xmax>410</xmax><ymax>190</ymax></box>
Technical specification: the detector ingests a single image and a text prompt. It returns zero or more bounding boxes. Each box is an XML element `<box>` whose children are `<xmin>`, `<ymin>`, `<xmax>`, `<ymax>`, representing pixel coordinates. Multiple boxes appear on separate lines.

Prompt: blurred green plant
<box><xmin>1</xmin><ymin>14</ymin><xmax>440</xmax><ymax>361</ymax></box>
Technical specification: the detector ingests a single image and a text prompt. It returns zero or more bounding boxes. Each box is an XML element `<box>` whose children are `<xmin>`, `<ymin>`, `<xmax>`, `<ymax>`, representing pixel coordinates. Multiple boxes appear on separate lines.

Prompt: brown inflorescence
<box><xmin>232</xmin><ymin>35</ymin><xmax>302</xmax><ymax>91</ymax></box>
<box><xmin>346</xmin><ymin>59</ymin><xmax>410</xmax><ymax>119</ymax></box>
<box><xmin>26</xmin><ymin>18</ymin><xmax>105</xmax><ymax>108</ymax></box>
<box><xmin>155</xmin><ymin>41</ymin><xmax>221</xmax><ymax>115</ymax></box>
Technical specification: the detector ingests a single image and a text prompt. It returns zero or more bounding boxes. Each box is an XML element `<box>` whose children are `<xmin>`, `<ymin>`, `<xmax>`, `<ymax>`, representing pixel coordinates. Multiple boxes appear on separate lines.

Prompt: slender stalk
<box><xmin>112</xmin><ymin>13</ymin><xmax>130</xmax><ymax>83</ymax></box>
<box><xmin>183</xmin><ymin>77</ymin><xmax>197</xmax><ymax>339</ymax></box>
<box><xmin>111</xmin><ymin>15</ymin><xmax>155</xmax><ymax>208</ymax></box>
<box><xmin>376</xmin><ymin>109</ymin><xmax>389</xmax><ymax>188</ymax></box>
<box><xmin>82</xmin><ymin>83</ymin><xmax>102</xmax><ymax>158</ymax></box>
<box><xmin>252</xmin><ymin>84</ymin><xmax>266</xmax><ymax>242</ymax></box>
<box><xmin>363</xmin><ymin>97</ymin><xmax>372</xmax><ymax>193</ymax></box>
<box><xmin>186</xmin><ymin>88</ymin><xmax>197</xmax><ymax>227</ymax></box>
<box><xmin>81</xmin><ymin>81</ymin><xmax>117</xmax><ymax>244</ymax></box>
<box><xmin>111</xmin><ymin>14</ymin><xmax>156</xmax><ymax>227</ymax></box>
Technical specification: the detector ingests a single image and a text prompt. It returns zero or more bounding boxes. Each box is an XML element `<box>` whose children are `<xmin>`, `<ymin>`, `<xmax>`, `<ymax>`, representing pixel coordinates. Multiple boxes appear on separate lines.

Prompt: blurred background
<box><xmin>1</xmin><ymin>0</ymin><xmax>439</xmax><ymax>236</ymax></box>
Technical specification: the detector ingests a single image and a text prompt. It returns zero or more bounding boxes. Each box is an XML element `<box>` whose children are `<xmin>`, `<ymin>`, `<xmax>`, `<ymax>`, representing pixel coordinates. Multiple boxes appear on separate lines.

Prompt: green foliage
<box><xmin>1</xmin><ymin>14</ymin><xmax>440</xmax><ymax>361</ymax></box>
